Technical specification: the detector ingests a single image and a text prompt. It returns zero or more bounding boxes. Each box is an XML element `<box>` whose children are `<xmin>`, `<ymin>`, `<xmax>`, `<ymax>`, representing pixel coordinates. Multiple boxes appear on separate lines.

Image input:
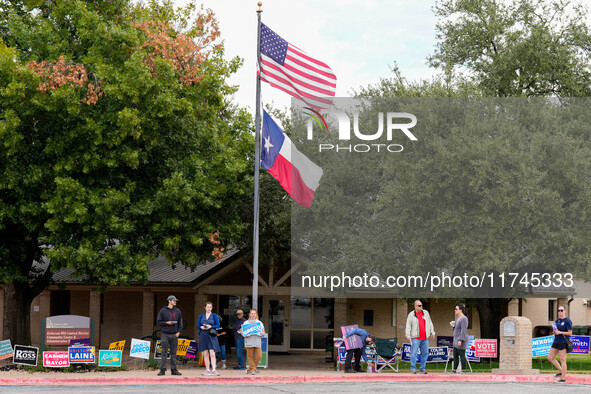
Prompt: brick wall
<box><xmin>100</xmin><ymin>291</ymin><xmax>142</xmax><ymax>347</ymax></box>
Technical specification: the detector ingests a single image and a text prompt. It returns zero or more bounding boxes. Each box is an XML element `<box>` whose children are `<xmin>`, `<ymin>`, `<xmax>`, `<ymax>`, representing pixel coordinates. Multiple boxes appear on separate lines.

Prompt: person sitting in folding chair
<box><xmin>343</xmin><ymin>328</ymin><xmax>375</xmax><ymax>373</ymax></box>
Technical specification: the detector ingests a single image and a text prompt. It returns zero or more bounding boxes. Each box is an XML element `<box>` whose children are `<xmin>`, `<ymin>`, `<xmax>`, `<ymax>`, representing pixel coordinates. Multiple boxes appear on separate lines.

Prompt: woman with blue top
<box><xmin>548</xmin><ymin>305</ymin><xmax>572</xmax><ymax>383</ymax></box>
<box><xmin>198</xmin><ymin>301</ymin><xmax>220</xmax><ymax>376</ymax></box>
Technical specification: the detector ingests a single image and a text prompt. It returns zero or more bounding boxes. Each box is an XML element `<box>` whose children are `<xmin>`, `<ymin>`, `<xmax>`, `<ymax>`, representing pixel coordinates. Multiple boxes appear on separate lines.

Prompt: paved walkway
<box><xmin>1</xmin><ymin>354</ymin><xmax>589</xmax><ymax>386</ymax></box>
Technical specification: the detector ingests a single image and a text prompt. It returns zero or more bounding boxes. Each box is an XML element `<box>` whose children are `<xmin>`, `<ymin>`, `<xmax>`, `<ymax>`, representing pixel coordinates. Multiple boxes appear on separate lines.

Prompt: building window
<box><xmin>363</xmin><ymin>310</ymin><xmax>374</xmax><ymax>326</ymax></box>
<box><xmin>548</xmin><ymin>300</ymin><xmax>556</xmax><ymax>321</ymax></box>
<box><xmin>290</xmin><ymin>297</ymin><xmax>334</xmax><ymax>350</ymax></box>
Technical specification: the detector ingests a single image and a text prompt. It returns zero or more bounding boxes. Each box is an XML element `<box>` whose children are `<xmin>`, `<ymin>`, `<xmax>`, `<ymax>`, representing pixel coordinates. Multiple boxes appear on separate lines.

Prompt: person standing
<box><xmin>405</xmin><ymin>300</ymin><xmax>436</xmax><ymax>374</ymax></box>
<box><xmin>343</xmin><ymin>328</ymin><xmax>375</xmax><ymax>373</ymax></box>
<box><xmin>198</xmin><ymin>301</ymin><xmax>221</xmax><ymax>376</ymax></box>
<box><xmin>232</xmin><ymin>309</ymin><xmax>246</xmax><ymax>370</ymax></box>
<box><xmin>548</xmin><ymin>305</ymin><xmax>573</xmax><ymax>383</ymax></box>
<box><xmin>451</xmin><ymin>304</ymin><xmax>469</xmax><ymax>373</ymax></box>
<box><xmin>242</xmin><ymin>309</ymin><xmax>265</xmax><ymax>375</ymax></box>
<box><xmin>216</xmin><ymin>316</ymin><xmax>228</xmax><ymax>369</ymax></box>
<box><xmin>156</xmin><ymin>295</ymin><xmax>183</xmax><ymax>376</ymax></box>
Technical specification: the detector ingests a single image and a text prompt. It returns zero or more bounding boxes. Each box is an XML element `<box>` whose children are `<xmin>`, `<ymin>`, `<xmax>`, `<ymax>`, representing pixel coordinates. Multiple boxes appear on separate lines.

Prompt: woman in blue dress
<box><xmin>198</xmin><ymin>301</ymin><xmax>220</xmax><ymax>376</ymax></box>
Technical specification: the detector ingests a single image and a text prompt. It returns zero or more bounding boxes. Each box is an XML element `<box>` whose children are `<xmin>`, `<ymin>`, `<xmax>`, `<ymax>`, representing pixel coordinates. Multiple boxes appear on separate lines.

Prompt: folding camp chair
<box><xmin>374</xmin><ymin>337</ymin><xmax>401</xmax><ymax>372</ymax></box>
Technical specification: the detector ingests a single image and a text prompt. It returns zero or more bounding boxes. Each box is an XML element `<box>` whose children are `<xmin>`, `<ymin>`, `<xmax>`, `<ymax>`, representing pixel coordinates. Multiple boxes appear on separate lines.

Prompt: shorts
<box><xmin>551</xmin><ymin>342</ymin><xmax>567</xmax><ymax>351</ymax></box>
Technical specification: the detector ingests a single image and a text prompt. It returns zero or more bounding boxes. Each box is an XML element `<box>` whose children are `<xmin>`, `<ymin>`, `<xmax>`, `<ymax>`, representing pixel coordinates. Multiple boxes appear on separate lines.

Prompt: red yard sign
<box><xmin>475</xmin><ymin>339</ymin><xmax>497</xmax><ymax>357</ymax></box>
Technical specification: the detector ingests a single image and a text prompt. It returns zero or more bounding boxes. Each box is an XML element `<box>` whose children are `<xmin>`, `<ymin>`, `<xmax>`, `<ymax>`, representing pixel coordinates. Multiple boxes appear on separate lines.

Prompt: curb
<box><xmin>1</xmin><ymin>373</ymin><xmax>590</xmax><ymax>386</ymax></box>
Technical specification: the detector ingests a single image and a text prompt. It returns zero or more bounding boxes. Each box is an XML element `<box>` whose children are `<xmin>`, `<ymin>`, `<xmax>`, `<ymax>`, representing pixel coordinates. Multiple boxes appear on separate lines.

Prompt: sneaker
<box><xmin>411</xmin><ymin>370</ymin><xmax>417</xmax><ymax>374</ymax></box>
<box><xmin>233</xmin><ymin>366</ymin><xmax>245</xmax><ymax>370</ymax></box>
<box><xmin>171</xmin><ymin>370</ymin><xmax>182</xmax><ymax>376</ymax></box>
<box><xmin>554</xmin><ymin>372</ymin><xmax>562</xmax><ymax>377</ymax></box>
<box><xmin>251</xmin><ymin>371</ymin><xmax>256</xmax><ymax>375</ymax></box>
<box><xmin>202</xmin><ymin>370</ymin><xmax>211</xmax><ymax>376</ymax></box>
<box><xmin>157</xmin><ymin>370</ymin><xmax>165</xmax><ymax>376</ymax></box>
<box><xmin>555</xmin><ymin>378</ymin><xmax>566</xmax><ymax>383</ymax></box>
<box><xmin>221</xmin><ymin>364</ymin><xmax>227</xmax><ymax>370</ymax></box>
<box><xmin>420</xmin><ymin>370</ymin><xmax>427</xmax><ymax>374</ymax></box>
<box><xmin>210</xmin><ymin>370</ymin><xmax>220</xmax><ymax>376</ymax></box>
<box><xmin>451</xmin><ymin>369</ymin><xmax>456</xmax><ymax>374</ymax></box>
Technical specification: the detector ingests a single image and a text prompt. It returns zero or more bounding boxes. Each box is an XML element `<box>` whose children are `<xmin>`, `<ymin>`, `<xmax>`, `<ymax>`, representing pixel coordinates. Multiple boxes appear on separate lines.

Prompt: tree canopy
<box><xmin>0</xmin><ymin>0</ymin><xmax>253</xmax><ymax>343</ymax></box>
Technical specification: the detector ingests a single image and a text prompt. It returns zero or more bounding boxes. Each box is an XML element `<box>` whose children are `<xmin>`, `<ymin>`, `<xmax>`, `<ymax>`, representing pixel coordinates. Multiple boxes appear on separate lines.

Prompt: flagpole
<box><xmin>252</xmin><ymin>1</ymin><xmax>263</xmax><ymax>311</ymax></box>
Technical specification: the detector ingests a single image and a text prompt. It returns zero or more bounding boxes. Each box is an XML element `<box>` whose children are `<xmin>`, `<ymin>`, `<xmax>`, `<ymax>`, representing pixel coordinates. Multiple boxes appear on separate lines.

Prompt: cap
<box><xmin>236</xmin><ymin>309</ymin><xmax>244</xmax><ymax>315</ymax></box>
<box><xmin>167</xmin><ymin>295</ymin><xmax>179</xmax><ymax>302</ymax></box>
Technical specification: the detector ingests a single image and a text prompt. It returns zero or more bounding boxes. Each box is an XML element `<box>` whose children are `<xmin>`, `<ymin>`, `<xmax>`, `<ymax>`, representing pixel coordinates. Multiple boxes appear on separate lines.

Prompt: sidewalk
<box><xmin>1</xmin><ymin>354</ymin><xmax>590</xmax><ymax>385</ymax></box>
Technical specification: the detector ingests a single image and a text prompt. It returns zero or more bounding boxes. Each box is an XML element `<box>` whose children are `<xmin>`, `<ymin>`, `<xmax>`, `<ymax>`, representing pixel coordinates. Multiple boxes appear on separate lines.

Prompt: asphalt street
<box><xmin>1</xmin><ymin>382</ymin><xmax>590</xmax><ymax>393</ymax></box>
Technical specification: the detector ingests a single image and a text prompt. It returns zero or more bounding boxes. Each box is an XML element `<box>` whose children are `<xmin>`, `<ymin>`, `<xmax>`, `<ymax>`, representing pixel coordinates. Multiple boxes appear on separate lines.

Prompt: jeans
<box><xmin>160</xmin><ymin>333</ymin><xmax>178</xmax><ymax>371</ymax></box>
<box><xmin>218</xmin><ymin>344</ymin><xmax>226</xmax><ymax>361</ymax></box>
<box><xmin>410</xmin><ymin>338</ymin><xmax>429</xmax><ymax>371</ymax></box>
<box><xmin>235</xmin><ymin>338</ymin><xmax>245</xmax><ymax>367</ymax></box>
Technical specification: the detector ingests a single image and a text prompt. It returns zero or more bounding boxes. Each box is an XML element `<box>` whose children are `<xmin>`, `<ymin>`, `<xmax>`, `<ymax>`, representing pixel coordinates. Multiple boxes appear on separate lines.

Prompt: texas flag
<box><xmin>261</xmin><ymin>111</ymin><xmax>323</xmax><ymax>207</ymax></box>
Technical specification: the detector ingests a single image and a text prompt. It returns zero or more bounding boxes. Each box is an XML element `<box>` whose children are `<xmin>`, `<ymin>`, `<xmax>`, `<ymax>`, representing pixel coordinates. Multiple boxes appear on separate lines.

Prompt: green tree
<box><xmin>0</xmin><ymin>0</ymin><xmax>253</xmax><ymax>344</ymax></box>
<box><xmin>428</xmin><ymin>0</ymin><xmax>591</xmax><ymax>96</ymax></box>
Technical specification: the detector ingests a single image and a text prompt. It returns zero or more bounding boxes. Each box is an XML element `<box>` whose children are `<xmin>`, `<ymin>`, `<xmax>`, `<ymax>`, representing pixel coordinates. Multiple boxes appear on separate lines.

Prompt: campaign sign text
<box><xmin>475</xmin><ymin>339</ymin><xmax>497</xmax><ymax>358</ymax></box>
<box><xmin>466</xmin><ymin>336</ymin><xmax>480</xmax><ymax>362</ymax></box>
<box><xmin>43</xmin><ymin>351</ymin><xmax>70</xmax><ymax>368</ymax></box>
<box><xmin>401</xmin><ymin>344</ymin><xmax>449</xmax><ymax>363</ymax></box>
<box><xmin>98</xmin><ymin>350</ymin><xmax>122</xmax><ymax>367</ymax></box>
<box><xmin>70</xmin><ymin>337</ymin><xmax>90</xmax><ymax>347</ymax></box>
<box><xmin>437</xmin><ymin>336</ymin><xmax>453</xmax><ymax>348</ymax></box>
<box><xmin>13</xmin><ymin>345</ymin><xmax>39</xmax><ymax>366</ymax></box>
<box><xmin>45</xmin><ymin>315</ymin><xmax>91</xmax><ymax>345</ymax></box>
<box><xmin>130</xmin><ymin>338</ymin><xmax>150</xmax><ymax>360</ymax></box>
<box><xmin>242</xmin><ymin>322</ymin><xmax>263</xmax><ymax>337</ymax></box>
<box><xmin>69</xmin><ymin>346</ymin><xmax>95</xmax><ymax>363</ymax></box>
<box><xmin>341</xmin><ymin>325</ymin><xmax>363</xmax><ymax>350</ymax></box>
<box><xmin>108</xmin><ymin>340</ymin><xmax>125</xmax><ymax>351</ymax></box>
<box><xmin>532</xmin><ymin>335</ymin><xmax>554</xmax><ymax>357</ymax></box>
<box><xmin>570</xmin><ymin>335</ymin><xmax>590</xmax><ymax>354</ymax></box>
<box><xmin>0</xmin><ymin>339</ymin><xmax>13</xmax><ymax>360</ymax></box>
<box><xmin>185</xmin><ymin>341</ymin><xmax>198</xmax><ymax>359</ymax></box>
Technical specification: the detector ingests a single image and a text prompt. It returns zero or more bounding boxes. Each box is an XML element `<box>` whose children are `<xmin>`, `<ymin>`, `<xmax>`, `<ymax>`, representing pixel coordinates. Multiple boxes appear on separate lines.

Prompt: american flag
<box><xmin>259</xmin><ymin>23</ymin><xmax>336</xmax><ymax>110</ymax></box>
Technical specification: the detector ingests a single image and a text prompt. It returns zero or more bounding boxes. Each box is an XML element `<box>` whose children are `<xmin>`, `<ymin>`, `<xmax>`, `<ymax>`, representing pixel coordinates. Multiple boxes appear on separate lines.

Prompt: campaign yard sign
<box><xmin>532</xmin><ymin>335</ymin><xmax>554</xmax><ymax>357</ymax></box>
<box><xmin>43</xmin><ymin>351</ymin><xmax>70</xmax><ymax>368</ymax></box>
<box><xmin>154</xmin><ymin>340</ymin><xmax>170</xmax><ymax>359</ymax></box>
<box><xmin>570</xmin><ymin>336</ymin><xmax>590</xmax><ymax>354</ymax></box>
<box><xmin>341</xmin><ymin>325</ymin><xmax>364</xmax><ymax>350</ymax></box>
<box><xmin>108</xmin><ymin>340</ymin><xmax>126</xmax><ymax>351</ymax></box>
<box><xmin>401</xmin><ymin>343</ymin><xmax>449</xmax><ymax>363</ymax></box>
<box><xmin>98</xmin><ymin>350</ymin><xmax>122</xmax><ymax>367</ymax></box>
<box><xmin>242</xmin><ymin>321</ymin><xmax>264</xmax><ymax>337</ymax></box>
<box><xmin>0</xmin><ymin>339</ymin><xmax>13</xmax><ymax>360</ymax></box>
<box><xmin>185</xmin><ymin>341</ymin><xmax>198</xmax><ymax>359</ymax></box>
<box><xmin>475</xmin><ymin>339</ymin><xmax>497</xmax><ymax>358</ymax></box>
<box><xmin>437</xmin><ymin>336</ymin><xmax>454</xmax><ymax>348</ymax></box>
<box><xmin>13</xmin><ymin>345</ymin><xmax>39</xmax><ymax>366</ymax></box>
<box><xmin>69</xmin><ymin>346</ymin><xmax>96</xmax><ymax>363</ymax></box>
<box><xmin>129</xmin><ymin>338</ymin><xmax>150</xmax><ymax>360</ymax></box>
<box><xmin>176</xmin><ymin>339</ymin><xmax>191</xmax><ymax>356</ymax></box>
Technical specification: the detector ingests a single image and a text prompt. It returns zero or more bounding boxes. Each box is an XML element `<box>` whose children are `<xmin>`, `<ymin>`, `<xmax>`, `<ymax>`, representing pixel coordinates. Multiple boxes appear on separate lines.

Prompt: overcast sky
<box><xmin>172</xmin><ymin>0</ymin><xmax>439</xmax><ymax>111</ymax></box>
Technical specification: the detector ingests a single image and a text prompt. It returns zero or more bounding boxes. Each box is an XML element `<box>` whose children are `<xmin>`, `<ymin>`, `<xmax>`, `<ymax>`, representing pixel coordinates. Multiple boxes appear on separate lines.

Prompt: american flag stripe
<box><xmin>259</xmin><ymin>23</ymin><xmax>336</xmax><ymax>110</ymax></box>
<box><xmin>259</xmin><ymin>71</ymin><xmax>333</xmax><ymax>108</ymax></box>
<box><xmin>260</xmin><ymin>55</ymin><xmax>335</xmax><ymax>95</ymax></box>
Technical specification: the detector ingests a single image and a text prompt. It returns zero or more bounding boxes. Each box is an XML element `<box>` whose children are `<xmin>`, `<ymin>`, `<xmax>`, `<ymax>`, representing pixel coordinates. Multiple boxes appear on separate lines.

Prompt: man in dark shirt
<box><xmin>156</xmin><ymin>295</ymin><xmax>183</xmax><ymax>376</ymax></box>
<box><xmin>232</xmin><ymin>309</ymin><xmax>246</xmax><ymax>369</ymax></box>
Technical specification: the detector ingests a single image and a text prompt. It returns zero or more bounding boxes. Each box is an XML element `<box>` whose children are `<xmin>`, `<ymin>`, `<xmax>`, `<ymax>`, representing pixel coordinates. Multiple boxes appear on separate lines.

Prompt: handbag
<box><xmin>209</xmin><ymin>327</ymin><xmax>218</xmax><ymax>336</ymax></box>
<box><xmin>565</xmin><ymin>336</ymin><xmax>574</xmax><ymax>353</ymax></box>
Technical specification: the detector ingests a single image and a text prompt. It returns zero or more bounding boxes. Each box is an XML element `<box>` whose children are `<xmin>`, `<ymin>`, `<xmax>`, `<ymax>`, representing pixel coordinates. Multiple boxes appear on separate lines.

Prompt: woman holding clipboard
<box><xmin>241</xmin><ymin>309</ymin><xmax>266</xmax><ymax>375</ymax></box>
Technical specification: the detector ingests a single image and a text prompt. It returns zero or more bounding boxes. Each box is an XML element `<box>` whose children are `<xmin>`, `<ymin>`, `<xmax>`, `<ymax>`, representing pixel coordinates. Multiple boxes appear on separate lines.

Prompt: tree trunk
<box><xmin>3</xmin><ymin>281</ymin><xmax>35</xmax><ymax>345</ymax></box>
<box><xmin>474</xmin><ymin>298</ymin><xmax>506</xmax><ymax>340</ymax></box>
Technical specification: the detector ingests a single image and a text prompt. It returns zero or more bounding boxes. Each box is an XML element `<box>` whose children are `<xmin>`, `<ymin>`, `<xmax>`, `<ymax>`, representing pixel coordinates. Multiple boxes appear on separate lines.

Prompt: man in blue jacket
<box><xmin>344</xmin><ymin>328</ymin><xmax>375</xmax><ymax>373</ymax></box>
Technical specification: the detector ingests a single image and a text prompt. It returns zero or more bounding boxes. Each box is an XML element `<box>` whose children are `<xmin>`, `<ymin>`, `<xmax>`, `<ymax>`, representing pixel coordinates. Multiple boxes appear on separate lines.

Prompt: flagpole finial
<box><xmin>257</xmin><ymin>2</ymin><xmax>263</xmax><ymax>12</ymax></box>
